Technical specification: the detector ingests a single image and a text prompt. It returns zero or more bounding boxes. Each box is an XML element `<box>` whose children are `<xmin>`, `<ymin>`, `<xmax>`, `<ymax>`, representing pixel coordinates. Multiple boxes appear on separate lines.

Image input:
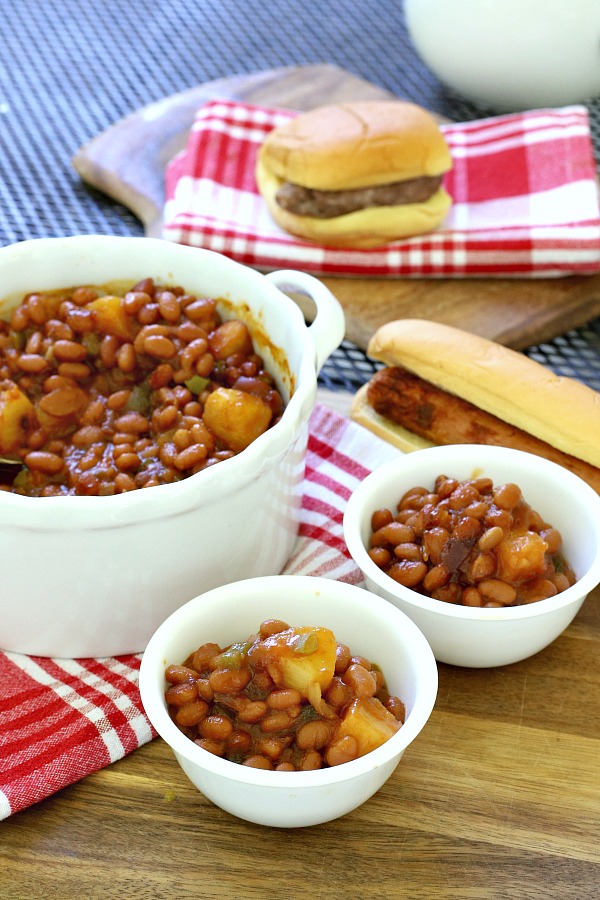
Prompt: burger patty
<box><xmin>275</xmin><ymin>174</ymin><xmax>443</xmax><ymax>219</ymax></box>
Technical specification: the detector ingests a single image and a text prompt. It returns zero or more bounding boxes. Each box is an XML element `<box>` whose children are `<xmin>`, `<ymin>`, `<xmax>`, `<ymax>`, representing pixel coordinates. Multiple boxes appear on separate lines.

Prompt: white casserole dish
<box><xmin>0</xmin><ymin>235</ymin><xmax>345</xmax><ymax>657</ymax></box>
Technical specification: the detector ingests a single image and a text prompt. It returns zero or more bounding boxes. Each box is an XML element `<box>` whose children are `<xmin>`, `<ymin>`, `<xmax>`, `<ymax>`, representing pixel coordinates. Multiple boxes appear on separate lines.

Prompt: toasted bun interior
<box><xmin>258</xmin><ymin>101</ymin><xmax>452</xmax><ymax>191</ymax></box>
<box><xmin>350</xmin><ymin>384</ymin><xmax>434</xmax><ymax>453</ymax></box>
<box><xmin>367</xmin><ymin>319</ymin><xmax>600</xmax><ymax>469</ymax></box>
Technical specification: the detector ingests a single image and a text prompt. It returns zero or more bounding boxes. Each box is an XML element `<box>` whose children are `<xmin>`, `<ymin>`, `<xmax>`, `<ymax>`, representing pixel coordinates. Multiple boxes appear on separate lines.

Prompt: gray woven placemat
<box><xmin>1</xmin><ymin>0</ymin><xmax>599</xmax><ymax>391</ymax></box>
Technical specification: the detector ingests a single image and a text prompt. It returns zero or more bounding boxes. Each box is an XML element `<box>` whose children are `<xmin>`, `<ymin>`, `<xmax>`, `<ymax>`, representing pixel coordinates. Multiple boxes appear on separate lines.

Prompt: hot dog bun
<box><xmin>256</xmin><ymin>101</ymin><xmax>452</xmax><ymax>248</ymax></box>
<box><xmin>352</xmin><ymin>319</ymin><xmax>600</xmax><ymax>470</ymax></box>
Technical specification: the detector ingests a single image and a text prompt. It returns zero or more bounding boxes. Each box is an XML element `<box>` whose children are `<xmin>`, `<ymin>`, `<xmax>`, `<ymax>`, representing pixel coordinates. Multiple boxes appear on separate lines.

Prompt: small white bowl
<box><xmin>139</xmin><ymin>574</ymin><xmax>438</xmax><ymax>828</ymax></box>
<box><xmin>344</xmin><ymin>445</ymin><xmax>600</xmax><ymax>668</ymax></box>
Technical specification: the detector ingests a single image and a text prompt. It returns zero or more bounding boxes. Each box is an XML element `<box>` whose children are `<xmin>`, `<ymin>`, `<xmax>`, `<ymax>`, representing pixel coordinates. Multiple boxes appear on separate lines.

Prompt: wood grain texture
<box><xmin>2</xmin><ymin>581</ymin><xmax>599</xmax><ymax>899</ymax></box>
<box><xmin>72</xmin><ymin>63</ymin><xmax>600</xmax><ymax>353</ymax></box>
<box><xmin>321</xmin><ymin>271</ymin><xmax>600</xmax><ymax>350</ymax></box>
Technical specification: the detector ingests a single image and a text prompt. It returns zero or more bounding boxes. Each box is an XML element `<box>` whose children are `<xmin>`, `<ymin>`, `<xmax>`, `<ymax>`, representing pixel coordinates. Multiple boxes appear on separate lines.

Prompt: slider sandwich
<box><xmin>256</xmin><ymin>100</ymin><xmax>453</xmax><ymax>248</ymax></box>
<box><xmin>351</xmin><ymin>319</ymin><xmax>600</xmax><ymax>494</ymax></box>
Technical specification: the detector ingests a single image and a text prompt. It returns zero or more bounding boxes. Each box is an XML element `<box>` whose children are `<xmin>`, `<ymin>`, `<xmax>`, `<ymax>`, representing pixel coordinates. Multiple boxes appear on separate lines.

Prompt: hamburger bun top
<box><xmin>258</xmin><ymin>100</ymin><xmax>452</xmax><ymax>191</ymax></box>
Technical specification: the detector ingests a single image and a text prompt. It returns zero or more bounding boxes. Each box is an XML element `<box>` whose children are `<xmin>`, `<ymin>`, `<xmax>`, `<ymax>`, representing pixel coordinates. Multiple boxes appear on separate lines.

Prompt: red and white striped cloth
<box><xmin>163</xmin><ymin>99</ymin><xmax>600</xmax><ymax>278</ymax></box>
<box><xmin>0</xmin><ymin>403</ymin><xmax>399</xmax><ymax>819</ymax></box>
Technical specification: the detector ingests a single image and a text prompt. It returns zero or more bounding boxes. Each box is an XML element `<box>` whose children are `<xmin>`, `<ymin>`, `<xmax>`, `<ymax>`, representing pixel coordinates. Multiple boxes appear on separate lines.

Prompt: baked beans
<box><xmin>367</xmin><ymin>474</ymin><xmax>576</xmax><ymax>607</ymax></box>
<box><xmin>0</xmin><ymin>279</ymin><xmax>285</xmax><ymax>495</ymax></box>
<box><xmin>165</xmin><ymin>619</ymin><xmax>406</xmax><ymax>770</ymax></box>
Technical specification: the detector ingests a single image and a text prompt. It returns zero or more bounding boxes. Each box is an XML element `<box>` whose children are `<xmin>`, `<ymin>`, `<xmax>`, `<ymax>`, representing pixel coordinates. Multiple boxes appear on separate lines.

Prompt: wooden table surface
<box><xmin>2</xmin><ymin>579</ymin><xmax>599</xmax><ymax>899</ymax></box>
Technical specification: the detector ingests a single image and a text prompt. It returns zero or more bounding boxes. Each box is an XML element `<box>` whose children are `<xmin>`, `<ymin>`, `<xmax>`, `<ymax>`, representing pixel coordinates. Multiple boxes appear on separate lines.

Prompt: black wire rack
<box><xmin>1</xmin><ymin>0</ymin><xmax>599</xmax><ymax>392</ymax></box>
<box><xmin>319</xmin><ymin>320</ymin><xmax>600</xmax><ymax>394</ymax></box>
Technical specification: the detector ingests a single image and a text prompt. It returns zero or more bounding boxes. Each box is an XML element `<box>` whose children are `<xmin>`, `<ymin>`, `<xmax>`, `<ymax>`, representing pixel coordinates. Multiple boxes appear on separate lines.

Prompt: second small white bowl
<box><xmin>139</xmin><ymin>575</ymin><xmax>438</xmax><ymax>828</ymax></box>
<box><xmin>344</xmin><ymin>445</ymin><xmax>600</xmax><ymax>668</ymax></box>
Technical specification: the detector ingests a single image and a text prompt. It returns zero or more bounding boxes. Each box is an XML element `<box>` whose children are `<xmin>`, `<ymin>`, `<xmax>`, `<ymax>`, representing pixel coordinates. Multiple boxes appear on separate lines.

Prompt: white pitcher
<box><xmin>405</xmin><ymin>0</ymin><xmax>600</xmax><ymax>110</ymax></box>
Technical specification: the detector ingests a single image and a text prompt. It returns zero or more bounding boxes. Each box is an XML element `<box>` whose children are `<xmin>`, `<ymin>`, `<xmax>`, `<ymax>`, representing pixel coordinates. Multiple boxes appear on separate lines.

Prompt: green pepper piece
<box><xmin>294</xmin><ymin>704</ymin><xmax>321</xmax><ymax>727</ymax></box>
<box><xmin>12</xmin><ymin>467</ymin><xmax>29</xmax><ymax>489</ymax></box>
<box><xmin>214</xmin><ymin>639</ymin><xmax>253</xmax><ymax>669</ymax></box>
<box><xmin>127</xmin><ymin>383</ymin><xmax>151</xmax><ymax>416</ymax></box>
<box><xmin>227</xmin><ymin>753</ymin><xmax>246</xmax><ymax>765</ymax></box>
<box><xmin>554</xmin><ymin>553</ymin><xmax>567</xmax><ymax>573</ymax></box>
<box><xmin>82</xmin><ymin>332</ymin><xmax>101</xmax><ymax>356</ymax></box>
<box><xmin>184</xmin><ymin>375</ymin><xmax>210</xmax><ymax>395</ymax></box>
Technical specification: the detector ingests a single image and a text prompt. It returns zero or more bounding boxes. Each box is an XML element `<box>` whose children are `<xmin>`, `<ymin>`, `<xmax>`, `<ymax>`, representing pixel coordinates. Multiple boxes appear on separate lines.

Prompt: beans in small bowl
<box><xmin>139</xmin><ymin>575</ymin><xmax>438</xmax><ymax>828</ymax></box>
<box><xmin>165</xmin><ymin>618</ymin><xmax>405</xmax><ymax>772</ymax></box>
<box><xmin>344</xmin><ymin>445</ymin><xmax>600</xmax><ymax>668</ymax></box>
<box><xmin>367</xmin><ymin>473</ymin><xmax>576</xmax><ymax>608</ymax></box>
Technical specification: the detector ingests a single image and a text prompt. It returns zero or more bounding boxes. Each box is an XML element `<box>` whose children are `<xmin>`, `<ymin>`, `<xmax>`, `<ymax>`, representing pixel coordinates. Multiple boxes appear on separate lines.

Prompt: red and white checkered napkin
<box><xmin>162</xmin><ymin>99</ymin><xmax>600</xmax><ymax>277</ymax></box>
<box><xmin>0</xmin><ymin>403</ymin><xmax>399</xmax><ymax>819</ymax></box>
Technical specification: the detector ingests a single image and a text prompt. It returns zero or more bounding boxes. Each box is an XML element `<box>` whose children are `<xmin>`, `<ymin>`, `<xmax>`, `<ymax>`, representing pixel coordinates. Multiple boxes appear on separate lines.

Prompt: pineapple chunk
<box><xmin>254</xmin><ymin>625</ymin><xmax>337</xmax><ymax>713</ymax></box>
<box><xmin>87</xmin><ymin>294</ymin><xmax>134</xmax><ymax>341</ymax></box>
<box><xmin>497</xmin><ymin>531</ymin><xmax>548</xmax><ymax>583</ymax></box>
<box><xmin>202</xmin><ymin>387</ymin><xmax>272</xmax><ymax>454</ymax></box>
<box><xmin>0</xmin><ymin>383</ymin><xmax>37</xmax><ymax>454</ymax></box>
<box><xmin>335</xmin><ymin>697</ymin><xmax>401</xmax><ymax>756</ymax></box>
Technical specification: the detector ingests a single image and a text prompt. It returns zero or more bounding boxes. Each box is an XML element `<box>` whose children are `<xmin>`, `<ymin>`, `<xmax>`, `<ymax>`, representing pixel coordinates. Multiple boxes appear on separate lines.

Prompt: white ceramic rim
<box><xmin>344</xmin><ymin>445</ymin><xmax>600</xmax><ymax>622</ymax></box>
<box><xmin>139</xmin><ymin>575</ymin><xmax>439</xmax><ymax>789</ymax></box>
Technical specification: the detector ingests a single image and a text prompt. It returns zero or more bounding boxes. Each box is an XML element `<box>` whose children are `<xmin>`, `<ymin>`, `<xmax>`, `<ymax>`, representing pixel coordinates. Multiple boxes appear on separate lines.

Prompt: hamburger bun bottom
<box><xmin>350</xmin><ymin>384</ymin><xmax>434</xmax><ymax>453</ymax></box>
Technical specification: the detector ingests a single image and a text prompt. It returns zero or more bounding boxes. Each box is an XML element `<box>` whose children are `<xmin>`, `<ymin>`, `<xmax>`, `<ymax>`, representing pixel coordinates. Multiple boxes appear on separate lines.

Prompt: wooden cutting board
<box><xmin>72</xmin><ymin>63</ymin><xmax>600</xmax><ymax>351</ymax></box>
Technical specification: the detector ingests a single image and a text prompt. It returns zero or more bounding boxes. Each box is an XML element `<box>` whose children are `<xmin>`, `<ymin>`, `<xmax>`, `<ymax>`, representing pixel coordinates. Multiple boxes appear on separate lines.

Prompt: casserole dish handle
<box><xmin>265</xmin><ymin>270</ymin><xmax>346</xmax><ymax>373</ymax></box>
